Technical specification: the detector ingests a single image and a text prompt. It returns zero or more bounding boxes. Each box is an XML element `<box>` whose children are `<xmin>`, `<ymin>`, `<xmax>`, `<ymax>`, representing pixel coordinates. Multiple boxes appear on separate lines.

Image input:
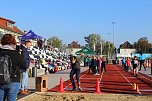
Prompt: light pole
<box><xmin>101</xmin><ymin>40</ymin><xmax>102</xmax><ymax>56</ymax></box>
<box><xmin>93</xmin><ymin>37</ymin><xmax>96</xmax><ymax>52</ymax></box>
<box><xmin>93</xmin><ymin>34</ymin><xmax>97</xmax><ymax>53</ymax></box>
<box><xmin>112</xmin><ymin>22</ymin><xmax>116</xmax><ymax>47</ymax></box>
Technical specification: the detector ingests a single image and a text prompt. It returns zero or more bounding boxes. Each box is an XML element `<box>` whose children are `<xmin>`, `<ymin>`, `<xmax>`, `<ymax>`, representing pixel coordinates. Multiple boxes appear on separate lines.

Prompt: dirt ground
<box><xmin>18</xmin><ymin>92</ymin><xmax>152</xmax><ymax>101</ymax></box>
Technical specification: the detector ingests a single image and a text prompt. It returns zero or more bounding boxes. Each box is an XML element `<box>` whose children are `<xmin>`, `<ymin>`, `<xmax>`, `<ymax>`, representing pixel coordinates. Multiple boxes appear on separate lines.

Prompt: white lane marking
<box><xmin>113</xmin><ymin>65</ymin><xmax>133</xmax><ymax>86</ymax></box>
<box><xmin>138</xmin><ymin>74</ymin><xmax>152</xmax><ymax>83</ymax></box>
<box><xmin>80</xmin><ymin>78</ymin><xmax>101</xmax><ymax>80</ymax></box>
<box><xmin>99</xmin><ymin>72</ymin><xmax>104</xmax><ymax>83</ymax></box>
<box><xmin>139</xmin><ymin>90</ymin><xmax>152</xmax><ymax>92</ymax></box>
<box><xmin>64</xmin><ymin>71</ymin><xmax>87</xmax><ymax>89</ymax></box>
<box><xmin>113</xmin><ymin>65</ymin><xmax>142</xmax><ymax>95</ymax></box>
<box><xmin>64</xmin><ymin>70</ymin><xmax>102</xmax><ymax>90</ymax></box>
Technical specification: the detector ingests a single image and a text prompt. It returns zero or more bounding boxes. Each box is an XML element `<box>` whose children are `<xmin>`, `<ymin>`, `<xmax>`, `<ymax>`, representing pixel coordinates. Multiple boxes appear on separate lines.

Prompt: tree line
<box><xmin>46</xmin><ymin>34</ymin><xmax>152</xmax><ymax>54</ymax></box>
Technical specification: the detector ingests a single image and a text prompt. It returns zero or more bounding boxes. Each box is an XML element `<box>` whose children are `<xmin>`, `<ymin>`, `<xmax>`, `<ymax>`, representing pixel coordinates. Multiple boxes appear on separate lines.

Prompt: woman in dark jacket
<box><xmin>0</xmin><ymin>34</ymin><xmax>26</xmax><ymax>101</ymax></box>
<box><xmin>91</xmin><ymin>56</ymin><xmax>98</xmax><ymax>75</ymax></box>
<box><xmin>101</xmin><ymin>56</ymin><xmax>107</xmax><ymax>74</ymax></box>
<box><xmin>70</xmin><ymin>56</ymin><xmax>82</xmax><ymax>91</ymax></box>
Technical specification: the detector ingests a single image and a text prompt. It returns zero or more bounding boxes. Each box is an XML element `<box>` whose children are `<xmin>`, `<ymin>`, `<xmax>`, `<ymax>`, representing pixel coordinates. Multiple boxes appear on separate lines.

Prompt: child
<box><xmin>132</xmin><ymin>56</ymin><xmax>139</xmax><ymax>76</ymax></box>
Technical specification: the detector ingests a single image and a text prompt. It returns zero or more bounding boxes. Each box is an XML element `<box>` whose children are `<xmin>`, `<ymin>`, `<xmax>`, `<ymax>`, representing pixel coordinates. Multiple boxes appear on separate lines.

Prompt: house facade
<box><xmin>66</xmin><ymin>41</ymin><xmax>82</xmax><ymax>55</ymax></box>
<box><xmin>0</xmin><ymin>17</ymin><xmax>23</xmax><ymax>38</ymax></box>
<box><xmin>117</xmin><ymin>48</ymin><xmax>136</xmax><ymax>58</ymax></box>
<box><xmin>117</xmin><ymin>41</ymin><xmax>136</xmax><ymax>58</ymax></box>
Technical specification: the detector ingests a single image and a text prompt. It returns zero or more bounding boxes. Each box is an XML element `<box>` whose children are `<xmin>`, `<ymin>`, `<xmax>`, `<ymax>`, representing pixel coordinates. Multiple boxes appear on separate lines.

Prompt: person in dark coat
<box><xmin>91</xmin><ymin>56</ymin><xmax>98</xmax><ymax>75</ymax></box>
<box><xmin>101</xmin><ymin>56</ymin><xmax>107</xmax><ymax>74</ymax></box>
<box><xmin>0</xmin><ymin>34</ymin><xmax>26</xmax><ymax>101</ymax></box>
<box><xmin>70</xmin><ymin>56</ymin><xmax>82</xmax><ymax>91</ymax></box>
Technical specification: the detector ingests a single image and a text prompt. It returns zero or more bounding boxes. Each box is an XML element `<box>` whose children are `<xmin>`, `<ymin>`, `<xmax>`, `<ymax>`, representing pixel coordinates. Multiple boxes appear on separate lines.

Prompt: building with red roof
<box><xmin>66</xmin><ymin>41</ymin><xmax>82</xmax><ymax>55</ymax></box>
<box><xmin>0</xmin><ymin>17</ymin><xmax>24</xmax><ymax>37</ymax></box>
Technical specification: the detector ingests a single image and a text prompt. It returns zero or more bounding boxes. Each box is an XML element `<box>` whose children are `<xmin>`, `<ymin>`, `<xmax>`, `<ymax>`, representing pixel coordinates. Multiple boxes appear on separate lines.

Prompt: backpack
<box><xmin>0</xmin><ymin>54</ymin><xmax>12</xmax><ymax>85</ymax></box>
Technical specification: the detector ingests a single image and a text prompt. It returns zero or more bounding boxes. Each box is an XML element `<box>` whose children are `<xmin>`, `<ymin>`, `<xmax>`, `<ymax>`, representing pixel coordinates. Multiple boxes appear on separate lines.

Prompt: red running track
<box><xmin>48</xmin><ymin>64</ymin><xmax>152</xmax><ymax>95</ymax></box>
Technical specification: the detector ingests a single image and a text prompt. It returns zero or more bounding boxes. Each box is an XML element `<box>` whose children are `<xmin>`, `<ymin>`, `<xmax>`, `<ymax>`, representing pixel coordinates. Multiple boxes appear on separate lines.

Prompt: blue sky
<box><xmin>1</xmin><ymin>0</ymin><xmax>152</xmax><ymax>47</ymax></box>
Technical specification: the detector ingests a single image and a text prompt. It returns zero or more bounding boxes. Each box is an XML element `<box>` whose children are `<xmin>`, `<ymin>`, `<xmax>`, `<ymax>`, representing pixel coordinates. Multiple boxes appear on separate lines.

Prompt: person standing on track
<box><xmin>101</xmin><ymin>56</ymin><xmax>107</xmax><ymax>74</ymax></box>
<box><xmin>91</xmin><ymin>56</ymin><xmax>98</xmax><ymax>75</ymax></box>
<box><xmin>132</xmin><ymin>56</ymin><xmax>139</xmax><ymax>76</ymax></box>
<box><xmin>97</xmin><ymin>56</ymin><xmax>101</xmax><ymax>74</ymax></box>
<box><xmin>139</xmin><ymin>54</ymin><xmax>146</xmax><ymax>71</ymax></box>
<box><xmin>88</xmin><ymin>56</ymin><xmax>92</xmax><ymax>73</ymax></box>
<box><xmin>126</xmin><ymin>57</ymin><xmax>131</xmax><ymax>72</ymax></box>
<box><xmin>121</xmin><ymin>57</ymin><xmax>126</xmax><ymax>70</ymax></box>
<box><xmin>70</xmin><ymin>56</ymin><xmax>82</xmax><ymax>91</ymax></box>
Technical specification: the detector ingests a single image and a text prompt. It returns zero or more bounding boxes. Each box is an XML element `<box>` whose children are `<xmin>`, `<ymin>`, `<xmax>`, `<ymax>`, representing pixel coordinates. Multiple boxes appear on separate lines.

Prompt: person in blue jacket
<box><xmin>139</xmin><ymin>54</ymin><xmax>146</xmax><ymax>71</ymax></box>
<box><xmin>19</xmin><ymin>40</ymin><xmax>31</xmax><ymax>95</ymax></box>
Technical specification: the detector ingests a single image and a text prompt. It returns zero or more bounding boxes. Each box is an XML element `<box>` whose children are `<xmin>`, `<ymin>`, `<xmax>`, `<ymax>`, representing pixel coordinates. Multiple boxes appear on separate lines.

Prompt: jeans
<box><xmin>0</xmin><ymin>82</ymin><xmax>20</xmax><ymax>101</ymax></box>
<box><xmin>101</xmin><ymin>62</ymin><xmax>106</xmax><ymax>73</ymax></box>
<box><xmin>92</xmin><ymin>66</ymin><xmax>97</xmax><ymax>74</ymax></box>
<box><xmin>20</xmin><ymin>71</ymin><xmax>28</xmax><ymax>91</ymax></box>
<box><xmin>70</xmin><ymin>69</ymin><xmax>80</xmax><ymax>89</ymax></box>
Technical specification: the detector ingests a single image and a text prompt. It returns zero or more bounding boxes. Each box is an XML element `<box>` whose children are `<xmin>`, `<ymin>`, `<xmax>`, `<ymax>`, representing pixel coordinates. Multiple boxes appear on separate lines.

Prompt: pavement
<box><xmin>139</xmin><ymin>67</ymin><xmax>152</xmax><ymax>78</ymax></box>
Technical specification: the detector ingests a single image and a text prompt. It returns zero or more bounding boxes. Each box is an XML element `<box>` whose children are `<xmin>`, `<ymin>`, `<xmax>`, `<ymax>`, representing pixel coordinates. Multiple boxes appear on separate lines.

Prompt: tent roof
<box><xmin>76</xmin><ymin>47</ymin><xmax>94</xmax><ymax>55</ymax></box>
<box><xmin>19</xmin><ymin>30</ymin><xmax>42</xmax><ymax>39</ymax></box>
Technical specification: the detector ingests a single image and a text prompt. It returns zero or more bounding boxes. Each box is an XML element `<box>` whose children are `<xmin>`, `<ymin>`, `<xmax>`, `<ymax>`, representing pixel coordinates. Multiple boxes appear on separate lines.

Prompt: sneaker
<box><xmin>19</xmin><ymin>90</ymin><xmax>27</xmax><ymax>95</ymax></box>
<box><xmin>72</xmin><ymin>87</ymin><xmax>77</xmax><ymax>91</ymax></box>
<box><xmin>77</xmin><ymin>87</ymin><xmax>82</xmax><ymax>91</ymax></box>
<box><xmin>24</xmin><ymin>89</ymin><xmax>31</xmax><ymax>94</ymax></box>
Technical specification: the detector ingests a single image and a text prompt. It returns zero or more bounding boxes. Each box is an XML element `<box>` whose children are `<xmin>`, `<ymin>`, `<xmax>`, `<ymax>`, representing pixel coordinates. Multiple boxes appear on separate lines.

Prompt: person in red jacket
<box><xmin>126</xmin><ymin>57</ymin><xmax>131</xmax><ymax>72</ymax></box>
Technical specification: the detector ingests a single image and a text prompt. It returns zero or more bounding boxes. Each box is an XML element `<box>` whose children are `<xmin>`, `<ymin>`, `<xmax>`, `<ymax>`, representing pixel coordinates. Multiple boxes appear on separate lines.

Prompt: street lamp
<box><xmin>101</xmin><ymin>40</ymin><xmax>102</xmax><ymax>56</ymax></box>
<box><xmin>112</xmin><ymin>22</ymin><xmax>116</xmax><ymax>47</ymax></box>
<box><xmin>93</xmin><ymin>34</ymin><xmax>97</xmax><ymax>52</ymax></box>
<box><xmin>93</xmin><ymin>37</ymin><xmax>96</xmax><ymax>52</ymax></box>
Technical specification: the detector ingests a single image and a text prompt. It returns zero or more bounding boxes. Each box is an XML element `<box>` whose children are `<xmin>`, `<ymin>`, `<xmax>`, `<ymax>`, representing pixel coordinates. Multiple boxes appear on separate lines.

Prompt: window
<box><xmin>6</xmin><ymin>22</ymin><xmax>14</xmax><ymax>28</ymax></box>
<box><xmin>0</xmin><ymin>31</ymin><xmax>5</xmax><ymax>40</ymax></box>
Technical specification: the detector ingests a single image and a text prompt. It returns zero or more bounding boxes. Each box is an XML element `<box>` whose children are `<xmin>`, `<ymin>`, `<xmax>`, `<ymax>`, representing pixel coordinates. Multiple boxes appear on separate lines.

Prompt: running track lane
<box><xmin>100</xmin><ymin>65</ymin><xmax>152</xmax><ymax>95</ymax></box>
<box><xmin>49</xmin><ymin>68</ymin><xmax>103</xmax><ymax>93</ymax></box>
<box><xmin>48</xmin><ymin>65</ymin><xmax>152</xmax><ymax>95</ymax></box>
